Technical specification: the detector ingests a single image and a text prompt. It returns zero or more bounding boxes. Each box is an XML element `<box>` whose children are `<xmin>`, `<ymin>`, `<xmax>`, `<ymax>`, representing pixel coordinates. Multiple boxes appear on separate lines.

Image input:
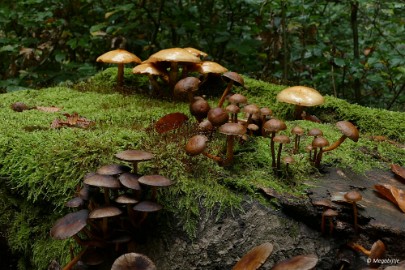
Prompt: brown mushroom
<box><xmin>50</xmin><ymin>209</ymin><xmax>89</xmax><ymax>240</ymax></box>
<box><xmin>312</xmin><ymin>199</ymin><xmax>335</xmax><ymax>234</ymax></box>
<box><xmin>190</xmin><ymin>97</ymin><xmax>211</xmax><ymax>123</ymax></box>
<box><xmin>348</xmin><ymin>240</ymin><xmax>386</xmax><ymax>268</ymax></box>
<box><xmin>232</xmin><ymin>242</ymin><xmax>273</xmax><ymax>270</ymax></box>
<box><xmin>83</xmin><ymin>174</ymin><xmax>121</xmax><ymax>205</ymax></box>
<box><xmin>291</xmin><ymin>126</ymin><xmax>304</xmax><ymax>154</ymax></box>
<box><xmin>89</xmin><ymin>206</ymin><xmax>122</xmax><ymax>237</ymax></box>
<box><xmin>273</xmin><ymin>135</ymin><xmax>291</xmax><ymax>171</ymax></box>
<box><xmin>132</xmin><ymin>63</ymin><xmax>168</xmax><ymax>94</ymax></box>
<box><xmin>185</xmin><ymin>134</ymin><xmax>222</xmax><ymax>163</ymax></box>
<box><xmin>96</xmin><ymin>164</ymin><xmax>131</xmax><ymax>176</ymax></box>
<box><xmin>218</xmin><ymin>122</ymin><xmax>247</xmax><ymax>166</ymax></box>
<box><xmin>243</xmin><ymin>104</ymin><xmax>260</xmax><ymax>126</ymax></box>
<box><xmin>312</xmin><ymin>136</ymin><xmax>330</xmax><ymax>168</ymax></box>
<box><xmin>226</xmin><ymin>104</ymin><xmax>240</xmax><ymax>123</ymax></box>
<box><xmin>138</xmin><ymin>174</ymin><xmax>172</xmax><ymax>201</ymax></box>
<box><xmin>173</xmin><ymin>76</ymin><xmax>201</xmax><ymax>102</ymax></box>
<box><xmin>218</xmin><ymin>71</ymin><xmax>244</xmax><ymax>108</ymax></box>
<box><xmin>322</xmin><ymin>121</ymin><xmax>359</xmax><ymax>152</ymax></box>
<box><xmin>96</xmin><ymin>49</ymin><xmax>142</xmax><ymax>87</ymax></box>
<box><xmin>228</xmin><ymin>93</ymin><xmax>248</xmax><ymax>107</ymax></box>
<box><xmin>207</xmin><ymin>107</ymin><xmax>229</xmax><ymax>127</ymax></box>
<box><xmin>133</xmin><ymin>201</ymin><xmax>163</xmax><ymax>225</ymax></box>
<box><xmin>263</xmin><ymin>119</ymin><xmax>287</xmax><ymax>170</ymax></box>
<box><xmin>276</xmin><ymin>86</ymin><xmax>324</xmax><ymax>120</ymax></box>
<box><xmin>323</xmin><ymin>209</ymin><xmax>338</xmax><ymax>235</ymax></box>
<box><xmin>344</xmin><ymin>190</ymin><xmax>362</xmax><ymax>233</ymax></box>
<box><xmin>115</xmin><ymin>150</ymin><xmax>154</xmax><ymax>174</ymax></box>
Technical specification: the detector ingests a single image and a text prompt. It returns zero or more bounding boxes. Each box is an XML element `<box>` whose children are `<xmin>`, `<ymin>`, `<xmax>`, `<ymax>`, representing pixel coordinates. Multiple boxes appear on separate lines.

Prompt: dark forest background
<box><xmin>0</xmin><ymin>0</ymin><xmax>404</xmax><ymax>111</ymax></box>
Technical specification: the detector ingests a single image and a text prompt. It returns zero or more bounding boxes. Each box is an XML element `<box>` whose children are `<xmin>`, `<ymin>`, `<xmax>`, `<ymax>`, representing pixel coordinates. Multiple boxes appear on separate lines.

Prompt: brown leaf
<box><xmin>374</xmin><ymin>184</ymin><xmax>405</xmax><ymax>213</ymax></box>
<box><xmin>51</xmin><ymin>112</ymin><xmax>94</xmax><ymax>129</ymax></box>
<box><xmin>232</xmin><ymin>242</ymin><xmax>273</xmax><ymax>270</ymax></box>
<box><xmin>154</xmin><ymin>112</ymin><xmax>189</xmax><ymax>134</ymax></box>
<box><xmin>35</xmin><ymin>106</ymin><xmax>62</xmax><ymax>113</ymax></box>
<box><xmin>391</xmin><ymin>164</ymin><xmax>405</xmax><ymax>180</ymax></box>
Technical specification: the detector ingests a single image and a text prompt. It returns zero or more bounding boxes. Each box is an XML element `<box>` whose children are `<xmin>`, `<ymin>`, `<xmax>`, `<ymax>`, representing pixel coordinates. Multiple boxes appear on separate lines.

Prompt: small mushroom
<box><xmin>218</xmin><ymin>122</ymin><xmax>247</xmax><ymax>166</ymax></box>
<box><xmin>322</xmin><ymin>121</ymin><xmax>359</xmax><ymax>152</ymax></box>
<box><xmin>344</xmin><ymin>190</ymin><xmax>362</xmax><ymax>233</ymax></box>
<box><xmin>207</xmin><ymin>107</ymin><xmax>229</xmax><ymax>127</ymax></box>
<box><xmin>185</xmin><ymin>134</ymin><xmax>222</xmax><ymax>163</ymax></box>
<box><xmin>323</xmin><ymin>209</ymin><xmax>338</xmax><ymax>235</ymax></box>
<box><xmin>263</xmin><ymin>119</ymin><xmax>287</xmax><ymax>170</ymax></box>
<box><xmin>173</xmin><ymin>76</ymin><xmax>201</xmax><ymax>102</ymax></box>
<box><xmin>226</xmin><ymin>104</ymin><xmax>240</xmax><ymax>123</ymax></box>
<box><xmin>282</xmin><ymin>156</ymin><xmax>295</xmax><ymax>176</ymax></box>
<box><xmin>307</xmin><ymin>128</ymin><xmax>323</xmax><ymax>162</ymax></box>
<box><xmin>96</xmin><ymin>49</ymin><xmax>142</xmax><ymax>87</ymax></box>
<box><xmin>96</xmin><ymin>164</ymin><xmax>131</xmax><ymax>176</ymax></box>
<box><xmin>89</xmin><ymin>206</ymin><xmax>122</xmax><ymax>238</ymax></box>
<box><xmin>132</xmin><ymin>63</ymin><xmax>168</xmax><ymax>94</ymax></box>
<box><xmin>111</xmin><ymin>252</ymin><xmax>156</xmax><ymax>270</ymax></box>
<box><xmin>312</xmin><ymin>136</ymin><xmax>330</xmax><ymax>168</ymax></box>
<box><xmin>138</xmin><ymin>174</ymin><xmax>172</xmax><ymax>201</ymax></box>
<box><xmin>273</xmin><ymin>135</ymin><xmax>291</xmax><ymax>172</ymax></box>
<box><xmin>276</xmin><ymin>85</ymin><xmax>324</xmax><ymax>120</ymax></box>
<box><xmin>133</xmin><ymin>200</ymin><xmax>163</xmax><ymax>225</ymax></box>
<box><xmin>115</xmin><ymin>150</ymin><xmax>154</xmax><ymax>174</ymax></box>
<box><xmin>190</xmin><ymin>97</ymin><xmax>211</xmax><ymax>123</ymax></box>
<box><xmin>312</xmin><ymin>199</ymin><xmax>335</xmax><ymax>234</ymax></box>
<box><xmin>243</xmin><ymin>104</ymin><xmax>260</xmax><ymax>126</ymax></box>
<box><xmin>218</xmin><ymin>72</ymin><xmax>244</xmax><ymax>108</ymax></box>
<box><xmin>291</xmin><ymin>126</ymin><xmax>304</xmax><ymax>154</ymax></box>
<box><xmin>83</xmin><ymin>174</ymin><xmax>121</xmax><ymax>205</ymax></box>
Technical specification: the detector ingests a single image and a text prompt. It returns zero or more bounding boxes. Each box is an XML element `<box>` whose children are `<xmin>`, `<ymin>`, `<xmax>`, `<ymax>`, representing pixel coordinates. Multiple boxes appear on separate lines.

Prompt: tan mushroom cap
<box><xmin>115</xmin><ymin>195</ymin><xmax>139</xmax><ymax>204</ymax></box>
<box><xmin>271</xmin><ymin>254</ymin><xmax>318</xmax><ymax>270</ymax></box>
<box><xmin>138</xmin><ymin>175</ymin><xmax>172</xmax><ymax>187</ymax></box>
<box><xmin>291</xmin><ymin>126</ymin><xmax>304</xmax><ymax>136</ymax></box>
<box><xmin>273</xmin><ymin>134</ymin><xmax>291</xmax><ymax>144</ymax></box>
<box><xmin>96</xmin><ymin>164</ymin><xmax>131</xmax><ymax>176</ymax></box>
<box><xmin>118</xmin><ymin>172</ymin><xmax>142</xmax><ymax>190</ymax></box>
<box><xmin>115</xmin><ymin>150</ymin><xmax>154</xmax><ymax>162</ymax></box>
<box><xmin>312</xmin><ymin>199</ymin><xmax>334</xmax><ymax>209</ymax></box>
<box><xmin>198</xmin><ymin>119</ymin><xmax>214</xmax><ymax>133</ymax></box>
<box><xmin>84</xmin><ymin>174</ymin><xmax>121</xmax><ymax>189</ymax></box>
<box><xmin>133</xmin><ymin>201</ymin><xmax>163</xmax><ymax>212</ymax></box>
<box><xmin>308</xmin><ymin>128</ymin><xmax>323</xmax><ymax>137</ymax></box>
<box><xmin>111</xmin><ymin>252</ymin><xmax>157</xmax><ymax>270</ymax></box>
<box><xmin>277</xmin><ymin>86</ymin><xmax>324</xmax><ymax>106</ymax></box>
<box><xmin>219</xmin><ymin>123</ymin><xmax>247</xmax><ymax>136</ymax></box>
<box><xmin>312</xmin><ymin>136</ymin><xmax>330</xmax><ymax>148</ymax></box>
<box><xmin>50</xmin><ymin>209</ymin><xmax>89</xmax><ymax>240</ymax></box>
<box><xmin>185</xmin><ymin>135</ymin><xmax>209</xmax><ymax>156</ymax></box>
<box><xmin>283</xmin><ymin>156</ymin><xmax>295</xmax><ymax>164</ymax></box>
<box><xmin>89</xmin><ymin>206</ymin><xmax>122</xmax><ymax>219</ymax></box>
<box><xmin>96</xmin><ymin>49</ymin><xmax>142</xmax><ymax>64</ymax></box>
<box><xmin>193</xmin><ymin>61</ymin><xmax>228</xmax><ymax>74</ymax></box>
<box><xmin>228</xmin><ymin>94</ymin><xmax>248</xmax><ymax>105</ymax></box>
<box><xmin>184</xmin><ymin>47</ymin><xmax>208</xmax><ymax>58</ymax></box>
<box><xmin>65</xmin><ymin>197</ymin><xmax>85</xmax><ymax>208</ymax></box>
<box><xmin>132</xmin><ymin>63</ymin><xmax>167</xmax><ymax>76</ymax></box>
<box><xmin>145</xmin><ymin>47</ymin><xmax>201</xmax><ymax>63</ymax></box>
<box><xmin>260</xmin><ymin>107</ymin><xmax>273</xmax><ymax>117</ymax></box>
<box><xmin>323</xmin><ymin>208</ymin><xmax>338</xmax><ymax>217</ymax></box>
<box><xmin>369</xmin><ymin>240</ymin><xmax>386</xmax><ymax>260</ymax></box>
<box><xmin>344</xmin><ymin>190</ymin><xmax>362</xmax><ymax>202</ymax></box>
<box><xmin>226</xmin><ymin>104</ymin><xmax>240</xmax><ymax>114</ymax></box>
<box><xmin>232</xmin><ymin>242</ymin><xmax>273</xmax><ymax>270</ymax></box>
<box><xmin>243</xmin><ymin>104</ymin><xmax>260</xmax><ymax>115</ymax></box>
<box><xmin>222</xmin><ymin>71</ymin><xmax>244</xmax><ymax>86</ymax></box>
<box><xmin>263</xmin><ymin>119</ymin><xmax>287</xmax><ymax>133</ymax></box>
<box><xmin>336</xmin><ymin>121</ymin><xmax>359</xmax><ymax>142</ymax></box>
<box><xmin>247</xmin><ymin>123</ymin><xmax>259</xmax><ymax>132</ymax></box>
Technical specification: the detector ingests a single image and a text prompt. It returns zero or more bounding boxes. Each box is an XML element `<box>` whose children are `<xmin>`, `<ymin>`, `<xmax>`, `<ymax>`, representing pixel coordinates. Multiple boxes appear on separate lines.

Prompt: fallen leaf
<box><xmin>374</xmin><ymin>184</ymin><xmax>405</xmax><ymax>213</ymax></box>
<box><xmin>51</xmin><ymin>112</ymin><xmax>94</xmax><ymax>129</ymax></box>
<box><xmin>154</xmin><ymin>112</ymin><xmax>189</xmax><ymax>134</ymax></box>
<box><xmin>391</xmin><ymin>164</ymin><xmax>405</xmax><ymax>180</ymax></box>
<box><xmin>232</xmin><ymin>242</ymin><xmax>273</xmax><ymax>270</ymax></box>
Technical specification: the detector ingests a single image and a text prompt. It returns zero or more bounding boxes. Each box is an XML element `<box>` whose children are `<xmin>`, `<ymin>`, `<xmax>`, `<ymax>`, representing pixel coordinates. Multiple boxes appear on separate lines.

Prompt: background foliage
<box><xmin>0</xmin><ymin>0</ymin><xmax>404</xmax><ymax>110</ymax></box>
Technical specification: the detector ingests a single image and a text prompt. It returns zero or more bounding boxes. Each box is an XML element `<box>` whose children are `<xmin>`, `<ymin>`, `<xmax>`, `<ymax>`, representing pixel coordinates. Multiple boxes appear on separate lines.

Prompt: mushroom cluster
<box><xmin>50</xmin><ymin>149</ymin><xmax>171</xmax><ymax>269</ymax></box>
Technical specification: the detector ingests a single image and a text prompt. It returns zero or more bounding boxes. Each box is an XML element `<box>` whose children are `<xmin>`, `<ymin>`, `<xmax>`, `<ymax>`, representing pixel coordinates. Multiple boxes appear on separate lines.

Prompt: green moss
<box><xmin>0</xmin><ymin>72</ymin><xmax>404</xmax><ymax>269</ymax></box>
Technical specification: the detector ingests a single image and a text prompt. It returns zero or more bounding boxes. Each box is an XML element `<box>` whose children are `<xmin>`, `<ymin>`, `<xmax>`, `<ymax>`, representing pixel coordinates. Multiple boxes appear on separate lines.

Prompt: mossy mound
<box><xmin>0</xmin><ymin>68</ymin><xmax>404</xmax><ymax>269</ymax></box>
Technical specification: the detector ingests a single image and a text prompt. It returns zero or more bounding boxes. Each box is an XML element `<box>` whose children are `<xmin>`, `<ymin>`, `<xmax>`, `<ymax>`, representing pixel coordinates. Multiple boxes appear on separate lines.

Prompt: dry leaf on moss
<box><xmin>154</xmin><ymin>112</ymin><xmax>188</xmax><ymax>134</ymax></box>
<box><xmin>374</xmin><ymin>184</ymin><xmax>405</xmax><ymax>213</ymax></box>
<box><xmin>51</xmin><ymin>112</ymin><xmax>94</xmax><ymax>129</ymax></box>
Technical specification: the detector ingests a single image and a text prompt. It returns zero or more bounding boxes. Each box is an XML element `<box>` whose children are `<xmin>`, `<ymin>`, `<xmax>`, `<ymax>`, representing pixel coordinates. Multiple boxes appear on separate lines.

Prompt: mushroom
<box><xmin>218</xmin><ymin>122</ymin><xmax>247</xmax><ymax>166</ymax></box>
<box><xmin>83</xmin><ymin>173</ymin><xmax>121</xmax><ymax>205</ymax></box>
<box><xmin>273</xmin><ymin>135</ymin><xmax>291</xmax><ymax>172</ymax></box>
<box><xmin>226</xmin><ymin>104</ymin><xmax>240</xmax><ymax>123</ymax></box>
<box><xmin>190</xmin><ymin>97</ymin><xmax>211</xmax><ymax>123</ymax></box>
<box><xmin>138</xmin><ymin>174</ymin><xmax>172</xmax><ymax>201</ymax></box>
<box><xmin>173</xmin><ymin>76</ymin><xmax>201</xmax><ymax>102</ymax></box>
<box><xmin>232</xmin><ymin>242</ymin><xmax>273</xmax><ymax>270</ymax></box>
<box><xmin>282</xmin><ymin>156</ymin><xmax>295</xmax><ymax>176</ymax></box>
<box><xmin>312</xmin><ymin>199</ymin><xmax>335</xmax><ymax>234</ymax></box>
<box><xmin>228</xmin><ymin>93</ymin><xmax>248</xmax><ymax>108</ymax></box>
<box><xmin>115</xmin><ymin>150</ymin><xmax>154</xmax><ymax>174</ymax></box>
<box><xmin>307</xmin><ymin>128</ymin><xmax>324</xmax><ymax>163</ymax></box>
<box><xmin>133</xmin><ymin>200</ymin><xmax>163</xmax><ymax>225</ymax></box>
<box><xmin>271</xmin><ymin>254</ymin><xmax>318</xmax><ymax>270</ymax></box>
<box><xmin>198</xmin><ymin>119</ymin><xmax>214</xmax><ymax>136</ymax></box>
<box><xmin>263</xmin><ymin>119</ymin><xmax>287</xmax><ymax>170</ymax></box>
<box><xmin>132</xmin><ymin>63</ymin><xmax>168</xmax><ymax>94</ymax></box>
<box><xmin>276</xmin><ymin>85</ymin><xmax>324</xmax><ymax>120</ymax></box>
<box><xmin>111</xmin><ymin>252</ymin><xmax>156</xmax><ymax>270</ymax></box>
<box><xmin>322</xmin><ymin>121</ymin><xmax>359</xmax><ymax>152</ymax></box>
<box><xmin>348</xmin><ymin>240</ymin><xmax>386</xmax><ymax>268</ymax></box>
<box><xmin>312</xmin><ymin>136</ymin><xmax>330</xmax><ymax>168</ymax></box>
<box><xmin>89</xmin><ymin>206</ymin><xmax>122</xmax><ymax>238</ymax></box>
<box><xmin>96</xmin><ymin>164</ymin><xmax>131</xmax><ymax>176</ymax></box>
<box><xmin>218</xmin><ymin>71</ymin><xmax>244</xmax><ymax>108</ymax></box>
<box><xmin>291</xmin><ymin>126</ymin><xmax>304</xmax><ymax>154</ymax></box>
<box><xmin>144</xmin><ymin>47</ymin><xmax>201</xmax><ymax>88</ymax></box>
<box><xmin>184</xmin><ymin>47</ymin><xmax>208</xmax><ymax>59</ymax></box>
<box><xmin>243</xmin><ymin>104</ymin><xmax>260</xmax><ymax>126</ymax></box>
<box><xmin>96</xmin><ymin>49</ymin><xmax>142</xmax><ymax>87</ymax></box>
<box><xmin>190</xmin><ymin>60</ymin><xmax>228</xmax><ymax>86</ymax></box>
<box><xmin>50</xmin><ymin>209</ymin><xmax>89</xmax><ymax>241</ymax></box>
<box><xmin>185</xmin><ymin>134</ymin><xmax>222</xmax><ymax>163</ymax></box>
<box><xmin>207</xmin><ymin>107</ymin><xmax>229</xmax><ymax>127</ymax></box>
<box><xmin>323</xmin><ymin>209</ymin><xmax>338</xmax><ymax>235</ymax></box>
<box><xmin>344</xmin><ymin>190</ymin><xmax>362</xmax><ymax>233</ymax></box>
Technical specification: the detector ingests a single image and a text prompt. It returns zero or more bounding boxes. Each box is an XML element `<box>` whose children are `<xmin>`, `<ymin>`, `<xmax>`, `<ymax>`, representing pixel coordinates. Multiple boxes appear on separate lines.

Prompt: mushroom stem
<box><xmin>294</xmin><ymin>105</ymin><xmax>304</xmax><ymax>120</ymax></box>
<box><xmin>132</xmin><ymin>161</ymin><xmax>139</xmax><ymax>174</ymax></box>
<box><xmin>314</xmin><ymin>147</ymin><xmax>324</xmax><ymax>168</ymax></box>
<box><xmin>222</xmin><ymin>135</ymin><xmax>235</xmax><ymax>166</ymax></box>
<box><xmin>102</xmin><ymin>187</ymin><xmax>110</xmax><ymax>205</ymax></box>
<box><xmin>218</xmin><ymin>81</ymin><xmax>234</xmax><ymax>108</ymax></box>
<box><xmin>322</xmin><ymin>135</ymin><xmax>347</xmax><ymax>152</ymax></box>
<box><xmin>347</xmin><ymin>242</ymin><xmax>370</xmax><ymax>256</ymax></box>
<box><xmin>270</xmin><ymin>132</ymin><xmax>276</xmax><ymax>170</ymax></box>
<box><xmin>321</xmin><ymin>211</ymin><xmax>326</xmax><ymax>234</ymax></box>
<box><xmin>148</xmin><ymin>75</ymin><xmax>161</xmax><ymax>94</ymax></box>
<box><xmin>202</xmin><ymin>152</ymin><xmax>223</xmax><ymax>163</ymax></box>
<box><xmin>62</xmin><ymin>247</ymin><xmax>88</xmax><ymax>270</ymax></box>
<box><xmin>117</xmin><ymin>63</ymin><xmax>124</xmax><ymax>87</ymax></box>
<box><xmin>276</xmin><ymin>142</ymin><xmax>283</xmax><ymax>171</ymax></box>
<box><xmin>352</xmin><ymin>202</ymin><xmax>359</xmax><ymax>233</ymax></box>
<box><xmin>169</xmin><ymin>62</ymin><xmax>179</xmax><ymax>88</ymax></box>
<box><xmin>328</xmin><ymin>217</ymin><xmax>334</xmax><ymax>235</ymax></box>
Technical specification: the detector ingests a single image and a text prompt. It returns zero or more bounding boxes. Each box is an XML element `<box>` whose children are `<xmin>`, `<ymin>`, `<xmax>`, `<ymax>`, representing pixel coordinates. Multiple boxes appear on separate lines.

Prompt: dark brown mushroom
<box><xmin>190</xmin><ymin>97</ymin><xmax>211</xmax><ymax>123</ymax></box>
<box><xmin>173</xmin><ymin>76</ymin><xmax>201</xmax><ymax>102</ymax></box>
<box><xmin>243</xmin><ymin>104</ymin><xmax>260</xmax><ymax>125</ymax></box>
<box><xmin>133</xmin><ymin>201</ymin><xmax>163</xmax><ymax>225</ymax></box>
<box><xmin>218</xmin><ymin>122</ymin><xmax>247</xmax><ymax>166</ymax></box>
<box><xmin>291</xmin><ymin>126</ymin><xmax>304</xmax><ymax>154</ymax></box>
<box><xmin>312</xmin><ymin>199</ymin><xmax>335</xmax><ymax>234</ymax></box>
<box><xmin>207</xmin><ymin>107</ymin><xmax>229</xmax><ymax>127</ymax></box>
<box><xmin>96</xmin><ymin>164</ymin><xmax>131</xmax><ymax>176</ymax></box>
<box><xmin>273</xmin><ymin>134</ymin><xmax>291</xmax><ymax>171</ymax></box>
<box><xmin>84</xmin><ymin>174</ymin><xmax>121</xmax><ymax>205</ymax></box>
<box><xmin>312</xmin><ymin>136</ymin><xmax>330</xmax><ymax>168</ymax></box>
<box><xmin>138</xmin><ymin>174</ymin><xmax>172</xmax><ymax>200</ymax></box>
<box><xmin>50</xmin><ymin>209</ymin><xmax>89</xmax><ymax>240</ymax></box>
<box><xmin>226</xmin><ymin>104</ymin><xmax>240</xmax><ymax>123</ymax></box>
<box><xmin>89</xmin><ymin>206</ymin><xmax>122</xmax><ymax>237</ymax></box>
<box><xmin>218</xmin><ymin>71</ymin><xmax>244</xmax><ymax>108</ymax></box>
<box><xmin>323</xmin><ymin>209</ymin><xmax>338</xmax><ymax>235</ymax></box>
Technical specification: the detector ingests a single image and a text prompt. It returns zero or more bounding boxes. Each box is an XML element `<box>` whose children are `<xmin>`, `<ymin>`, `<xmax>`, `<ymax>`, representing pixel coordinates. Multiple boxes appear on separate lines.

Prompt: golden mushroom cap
<box><xmin>183</xmin><ymin>47</ymin><xmax>208</xmax><ymax>58</ymax></box>
<box><xmin>277</xmin><ymin>86</ymin><xmax>324</xmax><ymax>107</ymax></box>
<box><xmin>336</xmin><ymin>121</ymin><xmax>360</xmax><ymax>142</ymax></box>
<box><xmin>145</xmin><ymin>47</ymin><xmax>201</xmax><ymax>63</ymax></box>
<box><xmin>193</xmin><ymin>61</ymin><xmax>228</xmax><ymax>74</ymax></box>
<box><xmin>96</xmin><ymin>49</ymin><xmax>142</xmax><ymax>64</ymax></box>
<box><xmin>132</xmin><ymin>63</ymin><xmax>167</xmax><ymax>76</ymax></box>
